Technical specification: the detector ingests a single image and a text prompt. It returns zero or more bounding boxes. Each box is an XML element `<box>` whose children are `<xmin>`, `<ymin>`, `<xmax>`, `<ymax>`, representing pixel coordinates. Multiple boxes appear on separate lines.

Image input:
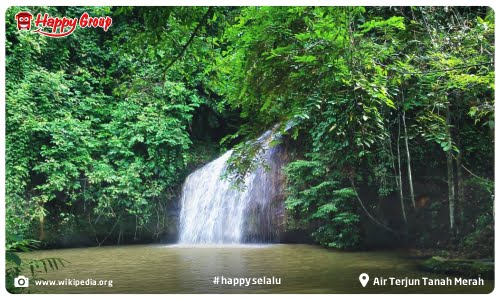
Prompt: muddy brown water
<box><xmin>17</xmin><ymin>244</ymin><xmax>493</xmax><ymax>293</ymax></box>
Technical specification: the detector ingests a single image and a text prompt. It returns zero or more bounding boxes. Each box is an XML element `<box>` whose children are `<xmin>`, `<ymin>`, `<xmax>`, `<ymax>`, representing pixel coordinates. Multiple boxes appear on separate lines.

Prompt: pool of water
<box><xmin>19</xmin><ymin>244</ymin><xmax>493</xmax><ymax>293</ymax></box>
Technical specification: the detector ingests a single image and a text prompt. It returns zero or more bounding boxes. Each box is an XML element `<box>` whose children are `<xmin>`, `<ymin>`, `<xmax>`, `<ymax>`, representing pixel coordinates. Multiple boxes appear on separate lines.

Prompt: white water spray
<box><xmin>178</xmin><ymin>131</ymin><xmax>284</xmax><ymax>244</ymax></box>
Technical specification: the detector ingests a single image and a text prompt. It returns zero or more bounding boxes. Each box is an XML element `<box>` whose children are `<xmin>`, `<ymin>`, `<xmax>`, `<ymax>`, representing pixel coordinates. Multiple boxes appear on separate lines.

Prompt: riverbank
<box><xmin>405</xmin><ymin>248</ymin><xmax>494</xmax><ymax>280</ymax></box>
<box><xmin>418</xmin><ymin>256</ymin><xmax>494</xmax><ymax>280</ymax></box>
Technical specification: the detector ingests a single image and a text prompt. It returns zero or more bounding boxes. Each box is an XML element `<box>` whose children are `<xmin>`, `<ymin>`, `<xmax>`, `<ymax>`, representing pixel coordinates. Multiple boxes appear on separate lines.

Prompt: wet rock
<box><xmin>419</xmin><ymin>256</ymin><xmax>494</xmax><ymax>280</ymax></box>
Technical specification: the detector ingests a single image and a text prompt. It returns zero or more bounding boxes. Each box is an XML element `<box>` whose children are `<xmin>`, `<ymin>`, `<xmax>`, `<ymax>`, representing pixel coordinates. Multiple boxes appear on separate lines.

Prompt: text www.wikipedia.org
<box><xmin>35</xmin><ymin>278</ymin><xmax>113</xmax><ymax>287</ymax></box>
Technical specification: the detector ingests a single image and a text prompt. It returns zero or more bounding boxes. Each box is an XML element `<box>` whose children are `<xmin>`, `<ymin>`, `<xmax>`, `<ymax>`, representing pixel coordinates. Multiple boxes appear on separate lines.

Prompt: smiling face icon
<box><xmin>15</xmin><ymin>12</ymin><xmax>33</xmax><ymax>30</ymax></box>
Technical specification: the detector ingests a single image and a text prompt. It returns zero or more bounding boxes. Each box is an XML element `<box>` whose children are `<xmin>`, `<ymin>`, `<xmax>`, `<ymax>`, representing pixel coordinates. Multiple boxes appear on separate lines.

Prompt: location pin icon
<box><xmin>359</xmin><ymin>273</ymin><xmax>369</xmax><ymax>287</ymax></box>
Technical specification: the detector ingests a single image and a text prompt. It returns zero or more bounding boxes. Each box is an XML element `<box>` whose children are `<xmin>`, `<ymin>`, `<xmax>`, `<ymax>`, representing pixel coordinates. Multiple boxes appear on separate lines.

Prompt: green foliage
<box><xmin>5</xmin><ymin>6</ymin><xmax>494</xmax><ymax>256</ymax></box>
<box><xmin>459</xmin><ymin>177</ymin><xmax>494</xmax><ymax>258</ymax></box>
<box><xmin>5</xmin><ymin>6</ymin><xmax>226</xmax><ymax>245</ymax></box>
<box><xmin>6</xmin><ymin>254</ymin><xmax>69</xmax><ymax>293</ymax></box>
<box><xmin>216</xmin><ymin>7</ymin><xmax>494</xmax><ymax>251</ymax></box>
<box><xmin>285</xmin><ymin>159</ymin><xmax>360</xmax><ymax>249</ymax></box>
<box><xmin>461</xmin><ymin>212</ymin><xmax>494</xmax><ymax>258</ymax></box>
<box><xmin>5</xmin><ymin>230</ymin><xmax>68</xmax><ymax>293</ymax></box>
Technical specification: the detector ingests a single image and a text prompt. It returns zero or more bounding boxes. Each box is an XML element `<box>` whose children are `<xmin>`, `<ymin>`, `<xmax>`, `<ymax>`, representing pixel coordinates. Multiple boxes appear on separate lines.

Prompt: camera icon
<box><xmin>14</xmin><ymin>275</ymin><xmax>29</xmax><ymax>288</ymax></box>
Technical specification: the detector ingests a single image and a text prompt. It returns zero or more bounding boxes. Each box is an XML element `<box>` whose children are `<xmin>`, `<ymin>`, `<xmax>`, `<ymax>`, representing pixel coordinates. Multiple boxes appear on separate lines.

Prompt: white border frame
<box><xmin>0</xmin><ymin>1</ymin><xmax>497</xmax><ymax>299</ymax></box>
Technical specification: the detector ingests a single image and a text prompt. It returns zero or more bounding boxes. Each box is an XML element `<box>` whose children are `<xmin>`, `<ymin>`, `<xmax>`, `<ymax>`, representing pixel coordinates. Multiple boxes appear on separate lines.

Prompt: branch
<box><xmin>451</xmin><ymin>153</ymin><xmax>493</xmax><ymax>184</ymax></box>
<box><xmin>461</xmin><ymin>164</ymin><xmax>493</xmax><ymax>184</ymax></box>
<box><xmin>162</xmin><ymin>7</ymin><xmax>213</xmax><ymax>81</ymax></box>
<box><xmin>350</xmin><ymin>179</ymin><xmax>402</xmax><ymax>235</ymax></box>
<box><xmin>401</xmin><ymin>62</ymin><xmax>493</xmax><ymax>75</ymax></box>
<box><xmin>97</xmin><ymin>217</ymin><xmax>121</xmax><ymax>247</ymax></box>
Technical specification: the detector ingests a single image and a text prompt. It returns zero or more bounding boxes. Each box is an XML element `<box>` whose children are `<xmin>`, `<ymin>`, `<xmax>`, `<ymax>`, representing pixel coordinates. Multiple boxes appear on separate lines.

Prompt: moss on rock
<box><xmin>419</xmin><ymin>256</ymin><xmax>494</xmax><ymax>280</ymax></box>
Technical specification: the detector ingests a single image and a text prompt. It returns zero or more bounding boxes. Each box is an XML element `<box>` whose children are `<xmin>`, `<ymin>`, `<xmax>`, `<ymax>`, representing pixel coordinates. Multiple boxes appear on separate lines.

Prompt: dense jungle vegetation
<box><xmin>5</xmin><ymin>6</ymin><xmax>494</xmax><ymax>263</ymax></box>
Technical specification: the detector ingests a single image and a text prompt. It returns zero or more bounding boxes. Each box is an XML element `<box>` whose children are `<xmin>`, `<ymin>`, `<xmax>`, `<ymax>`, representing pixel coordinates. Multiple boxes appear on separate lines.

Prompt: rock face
<box><xmin>177</xmin><ymin>129</ymin><xmax>286</xmax><ymax>244</ymax></box>
<box><xmin>241</xmin><ymin>135</ymin><xmax>287</xmax><ymax>243</ymax></box>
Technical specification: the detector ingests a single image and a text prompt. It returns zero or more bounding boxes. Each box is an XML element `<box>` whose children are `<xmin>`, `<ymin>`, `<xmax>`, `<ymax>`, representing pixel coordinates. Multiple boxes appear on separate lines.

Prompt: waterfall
<box><xmin>178</xmin><ymin>130</ymin><xmax>284</xmax><ymax>244</ymax></box>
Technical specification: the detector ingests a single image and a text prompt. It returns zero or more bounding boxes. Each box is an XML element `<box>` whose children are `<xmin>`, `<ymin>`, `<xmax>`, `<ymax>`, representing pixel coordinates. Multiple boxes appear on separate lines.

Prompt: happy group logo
<box><xmin>15</xmin><ymin>11</ymin><xmax>112</xmax><ymax>37</ymax></box>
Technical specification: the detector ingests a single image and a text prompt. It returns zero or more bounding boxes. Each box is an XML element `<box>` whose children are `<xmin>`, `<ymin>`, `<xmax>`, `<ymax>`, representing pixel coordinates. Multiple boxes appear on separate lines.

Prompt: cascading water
<box><xmin>178</xmin><ymin>130</ymin><xmax>285</xmax><ymax>244</ymax></box>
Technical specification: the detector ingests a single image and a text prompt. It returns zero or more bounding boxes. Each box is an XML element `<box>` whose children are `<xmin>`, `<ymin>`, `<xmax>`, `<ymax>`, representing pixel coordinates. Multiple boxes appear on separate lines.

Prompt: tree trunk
<box><xmin>117</xmin><ymin>223</ymin><xmax>124</xmax><ymax>245</ymax></box>
<box><xmin>39</xmin><ymin>216</ymin><xmax>45</xmax><ymax>241</ymax></box>
<box><xmin>446</xmin><ymin>151</ymin><xmax>456</xmax><ymax>235</ymax></box>
<box><xmin>402</xmin><ymin>110</ymin><xmax>416</xmax><ymax>208</ymax></box>
<box><xmin>446</xmin><ymin>104</ymin><xmax>456</xmax><ymax>236</ymax></box>
<box><xmin>456</xmin><ymin>123</ymin><xmax>465</xmax><ymax>234</ymax></box>
<box><xmin>395</xmin><ymin>117</ymin><xmax>407</xmax><ymax>223</ymax></box>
